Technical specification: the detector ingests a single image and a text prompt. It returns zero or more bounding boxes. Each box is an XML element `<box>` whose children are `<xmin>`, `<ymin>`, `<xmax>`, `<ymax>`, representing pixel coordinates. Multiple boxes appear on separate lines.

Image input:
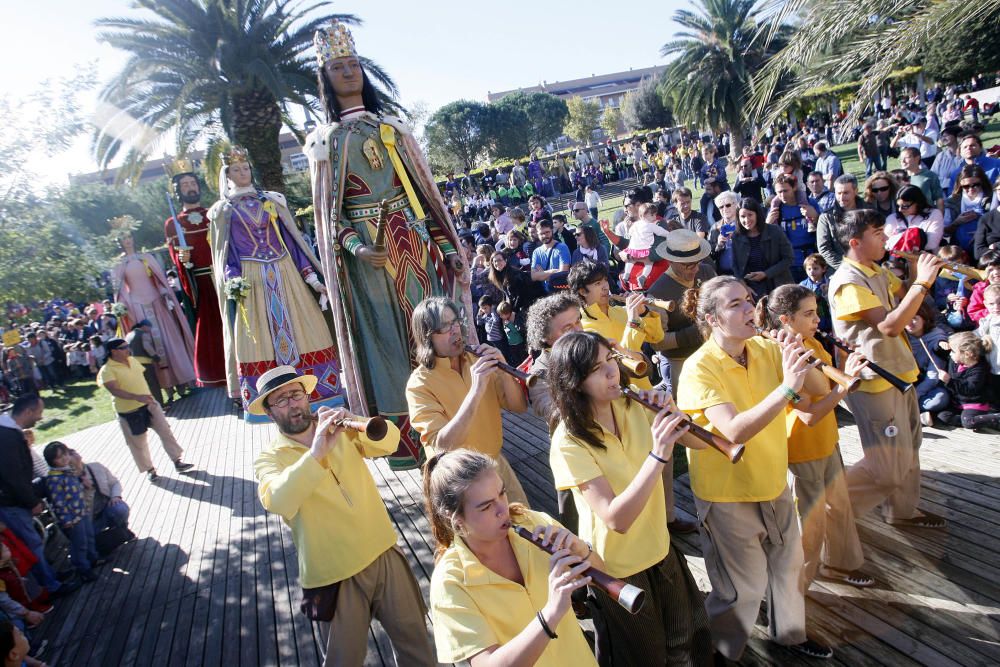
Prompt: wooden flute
<box><xmin>609</xmin><ymin>293</ymin><xmax>676</xmax><ymax>312</ymax></box>
<box><xmin>465</xmin><ymin>345</ymin><xmax>538</xmax><ymax>387</ymax></box>
<box><xmin>310</xmin><ymin>413</ymin><xmax>390</xmax><ymax>440</ymax></box>
<box><xmin>754</xmin><ymin>327</ymin><xmax>861</xmax><ymax>393</ymax></box>
<box><xmin>513</xmin><ymin>526</ymin><xmax>646</xmax><ymax>614</ymax></box>
<box><xmin>815</xmin><ymin>331</ymin><xmax>913</xmax><ymax>393</ymax></box>
<box><xmin>621</xmin><ymin>386</ymin><xmax>745</xmax><ymax>463</ymax></box>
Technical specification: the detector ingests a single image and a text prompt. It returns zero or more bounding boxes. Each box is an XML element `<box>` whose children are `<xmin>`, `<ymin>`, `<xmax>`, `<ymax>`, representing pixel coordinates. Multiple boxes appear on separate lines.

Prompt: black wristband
<box><xmin>648</xmin><ymin>451</ymin><xmax>669</xmax><ymax>465</ymax></box>
<box><xmin>536</xmin><ymin>611</ymin><xmax>558</xmax><ymax>639</ymax></box>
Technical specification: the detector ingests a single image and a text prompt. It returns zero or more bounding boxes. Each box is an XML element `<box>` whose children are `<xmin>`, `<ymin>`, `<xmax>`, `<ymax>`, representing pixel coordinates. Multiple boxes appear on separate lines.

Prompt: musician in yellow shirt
<box><xmin>427</xmin><ymin>449</ymin><xmax>597</xmax><ymax>667</ymax></box>
<box><xmin>757</xmin><ymin>284</ymin><xmax>873</xmax><ymax>588</ymax></box>
<box><xmin>677</xmin><ymin>276</ymin><xmax>833</xmax><ymax>661</ymax></box>
<box><xmin>548</xmin><ymin>331</ymin><xmax>712</xmax><ymax>666</ymax></box>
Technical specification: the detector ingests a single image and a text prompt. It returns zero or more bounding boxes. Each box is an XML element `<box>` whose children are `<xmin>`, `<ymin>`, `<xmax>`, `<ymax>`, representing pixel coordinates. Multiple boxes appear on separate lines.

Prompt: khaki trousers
<box><xmin>789</xmin><ymin>447</ymin><xmax>865</xmax><ymax>585</ymax></box>
<box><xmin>495</xmin><ymin>452</ymin><xmax>530</xmax><ymax>507</ymax></box>
<box><xmin>844</xmin><ymin>388</ymin><xmax>922</xmax><ymax>522</ymax></box>
<box><xmin>694</xmin><ymin>486</ymin><xmax>807</xmax><ymax>660</ymax></box>
<box><xmin>316</xmin><ymin>546</ymin><xmax>434</xmax><ymax>667</ymax></box>
<box><xmin>117</xmin><ymin>402</ymin><xmax>184</xmax><ymax>472</ymax></box>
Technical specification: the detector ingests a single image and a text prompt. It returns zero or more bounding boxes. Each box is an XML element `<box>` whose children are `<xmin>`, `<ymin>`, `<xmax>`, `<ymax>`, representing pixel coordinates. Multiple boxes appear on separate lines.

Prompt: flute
<box><xmin>513</xmin><ymin>526</ymin><xmax>646</xmax><ymax>614</ymax></box>
<box><xmin>465</xmin><ymin>345</ymin><xmax>538</xmax><ymax>387</ymax></box>
<box><xmin>608</xmin><ymin>346</ymin><xmax>649</xmax><ymax>377</ymax></box>
<box><xmin>310</xmin><ymin>413</ymin><xmax>390</xmax><ymax>441</ymax></box>
<box><xmin>815</xmin><ymin>331</ymin><xmax>913</xmax><ymax>393</ymax></box>
<box><xmin>890</xmin><ymin>249</ymin><xmax>986</xmax><ymax>281</ymax></box>
<box><xmin>610</xmin><ymin>293</ymin><xmax>676</xmax><ymax>312</ymax></box>
<box><xmin>754</xmin><ymin>327</ymin><xmax>861</xmax><ymax>393</ymax></box>
<box><xmin>621</xmin><ymin>386</ymin><xmax>745</xmax><ymax>463</ymax></box>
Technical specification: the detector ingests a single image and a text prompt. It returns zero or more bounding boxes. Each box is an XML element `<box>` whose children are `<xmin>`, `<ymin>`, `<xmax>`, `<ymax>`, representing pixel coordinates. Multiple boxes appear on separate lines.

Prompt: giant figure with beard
<box><xmin>306</xmin><ymin>21</ymin><xmax>473</xmax><ymax>470</ymax></box>
<box><xmin>164</xmin><ymin>161</ymin><xmax>227</xmax><ymax>388</ymax></box>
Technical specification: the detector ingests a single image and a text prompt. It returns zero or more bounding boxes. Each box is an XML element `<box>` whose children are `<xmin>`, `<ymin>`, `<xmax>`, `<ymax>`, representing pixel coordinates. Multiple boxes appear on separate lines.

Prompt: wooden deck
<box><xmin>35</xmin><ymin>388</ymin><xmax>1000</xmax><ymax>666</ymax></box>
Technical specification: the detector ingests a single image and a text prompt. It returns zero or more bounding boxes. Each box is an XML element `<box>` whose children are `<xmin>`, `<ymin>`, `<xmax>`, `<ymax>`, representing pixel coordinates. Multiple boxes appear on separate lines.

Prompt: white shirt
<box><xmin>899</xmin><ymin>129</ymin><xmax>938</xmax><ymax>160</ymax></box>
<box><xmin>585</xmin><ymin>191</ymin><xmax>601</xmax><ymax>209</ymax></box>
<box><xmin>884</xmin><ymin>208</ymin><xmax>944</xmax><ymax>251</ymax></box>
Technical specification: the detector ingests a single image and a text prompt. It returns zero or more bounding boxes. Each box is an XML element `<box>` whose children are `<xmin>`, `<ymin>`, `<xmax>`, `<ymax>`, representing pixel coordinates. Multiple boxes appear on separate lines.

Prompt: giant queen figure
<box><xmin>307</xmin><ymin>21</ymin><xmax>473</xmax><ymax>470</ymax></box>
<box><xmin>163</xmin><ymin>159</ymin><xmax>227</xmax><ymax>388</ymax></box>
<box><xmin>208</xmin><ymin>146</ymin><xmax>342</xmax><ymax>421</ymax></box>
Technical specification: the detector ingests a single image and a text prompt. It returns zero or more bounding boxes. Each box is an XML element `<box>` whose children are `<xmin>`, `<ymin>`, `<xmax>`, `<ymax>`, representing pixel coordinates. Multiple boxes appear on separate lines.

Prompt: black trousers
<box><xmin>589</xmin><ymin>544</ymin><xmax>714</xmax><ymax>666</ymax></box>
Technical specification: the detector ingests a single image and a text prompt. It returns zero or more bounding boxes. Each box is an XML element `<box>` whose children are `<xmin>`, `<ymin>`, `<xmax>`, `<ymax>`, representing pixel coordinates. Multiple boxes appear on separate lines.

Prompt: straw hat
<box><xmin>247</xmin><ymin>365</ymin><xmax>317</xmax><ymax>416</ymax></box>
<box><xmin>655</xmin><ymin>229</ymin><xmax>711</xmax><ymax>264</ymax></box>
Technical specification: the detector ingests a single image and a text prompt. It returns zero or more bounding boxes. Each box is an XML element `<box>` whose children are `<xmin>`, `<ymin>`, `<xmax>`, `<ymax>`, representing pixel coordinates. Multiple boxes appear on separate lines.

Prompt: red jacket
<box><xmin>967</xmin><ymin>279</ymin><xmax>992</xmax><ymax>322</ymax></box>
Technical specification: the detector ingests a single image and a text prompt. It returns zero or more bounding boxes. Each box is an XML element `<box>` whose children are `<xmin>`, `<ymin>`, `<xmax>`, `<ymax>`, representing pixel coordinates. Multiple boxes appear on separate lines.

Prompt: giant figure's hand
<box><xmin>357</xmin><ymin>246</ymin><xmax>389</xmax><ymax>269</ymax></box>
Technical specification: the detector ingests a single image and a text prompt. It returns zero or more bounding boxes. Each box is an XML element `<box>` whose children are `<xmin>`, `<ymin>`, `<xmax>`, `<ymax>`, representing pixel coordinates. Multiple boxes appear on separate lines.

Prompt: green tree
<box><xmin>660</xmin><ymin>0</ymin><xmax>786</xmax><ymax>157</ymax></box>
<box><xmin>563</xmin><ymin>97</ymin><xmax>602</xmax><ymax>144</ymax></box>
<box><xmin>621</xmin><ymin>76</ymin><xmax>674</xmax><ymax>132</ymax></box>
<box><xmin>601</xmin><ymin>107</ymin><xmax>623</xmax><ymax>140</ymax></box>
<box><xmin>748</xmin><ymin>0</ymin><xmax>1000</xmax><ymax>130</ymax></box>
<box><xmin>93</xmin><ymin>0</ymin><xmax>399</xmax><ymax>192</ymax></box>
<box><xmin>492</xmin><ymin>92</ymin><xmax>569</xmax><ymax>157</ymax></box>
<box><xmin>425</xmin><ymin>100</ymin><xmax>493</xmax><ymax>172</ymax></box>
<box><xmin>922</xmin><ymin>14</ymin><xmax>1000</xmax><ymax>84</ymax></box>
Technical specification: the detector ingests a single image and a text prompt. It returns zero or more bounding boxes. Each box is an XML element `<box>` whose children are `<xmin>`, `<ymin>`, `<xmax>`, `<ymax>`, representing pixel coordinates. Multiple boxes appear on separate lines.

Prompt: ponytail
<box><xmin>423</xmin><ymin>449</ymin><xmax>526</xmax><ymax>560</ymax></box>
<box><xmin>757</xmin><ymin>284</ymin><xmax>814</xmax><ymax>333</ymax></box>
<box><xmin>683</xmin><ymin>275</ymin><xmax>749</xmax><ymax>337</ymax></box>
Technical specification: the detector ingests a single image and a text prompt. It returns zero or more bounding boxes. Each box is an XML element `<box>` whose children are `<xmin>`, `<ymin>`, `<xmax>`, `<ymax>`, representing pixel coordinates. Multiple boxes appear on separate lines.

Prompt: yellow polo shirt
<box><xmin>832</xmin><ymin>257</ymin><xmax>919</xmax><ymax>393</ymax></box>
<box><xmin>580</xmin><ymin>304</ymin><xmax>663</xmax><ymax>390</ymax></box>
<box><xmin>550</xmin><ymin>397</ymin><xmax>668</xmax><ymax>578</ymax></box>
<box><xmin>677</xmin><ymin>336</ymin><xmax>788</xmax><ymax>502</ymax></box>
<box><xmin>430</xmin><ymin>508</ymin><xmax>597</xmax><ymax>666</ymax></box>
<box><xmin>253</xmin><ymin>422</ymin><xmax>400</xmax><ymax>588</ymax></box>
<box><xmin>406</xmin><ymin>352</ymin><xmax>510</xmax><ymax>458</ymax></box>
<box><xmin>97</xmin><ymin>356</ymin><xmax>150</xmax><ymax>414</ymax></box>
<box><xmin>786</xmin><ymin>337</ymin><xmax>839</xmax><ymax>464</ymax></box>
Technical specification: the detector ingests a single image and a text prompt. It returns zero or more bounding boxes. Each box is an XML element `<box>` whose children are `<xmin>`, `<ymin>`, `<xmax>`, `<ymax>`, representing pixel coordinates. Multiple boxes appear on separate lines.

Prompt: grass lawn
<box><xmin>32</xmin><ymin>379</ymin><xmax>116</xmax><ymax>443</ymax></box>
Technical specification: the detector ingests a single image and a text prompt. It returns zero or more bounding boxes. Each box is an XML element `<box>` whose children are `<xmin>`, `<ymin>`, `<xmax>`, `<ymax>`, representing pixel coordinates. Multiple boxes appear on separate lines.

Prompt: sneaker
<box><xmin>920</xmin><ymin>411</ymin><xmax>933</xmax><ymax>427</ymax></box>
<box><xmin>789</xmin><ymin>639</ymin><xmax>834</xmax><ymax>659</ymax></box>
<box><xmin>174</xmin><ymin>460</ymin><xmax>194</xmax><ymax>473</ymax></box>
<box><xmin>147</xmin><ymin>469</ymin><xmax>159</xmax><ymax>482</ymax></box>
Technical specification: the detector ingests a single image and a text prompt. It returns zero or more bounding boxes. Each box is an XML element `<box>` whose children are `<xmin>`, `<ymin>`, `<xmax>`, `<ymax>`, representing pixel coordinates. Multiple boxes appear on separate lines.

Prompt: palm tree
<box><xmin>94</xmin><ymin>0</ymin><xmax>398</xmax><ymax>191</ymax></box>
<box><xmin>748</xmin><ymin>0</ymin><xmax>1000</xmax><ymax>131</ymax></box>
<box><xmin>659</xmin><ymin>0</ymin><xmax>788</xmax><ymax>158</ymax></box>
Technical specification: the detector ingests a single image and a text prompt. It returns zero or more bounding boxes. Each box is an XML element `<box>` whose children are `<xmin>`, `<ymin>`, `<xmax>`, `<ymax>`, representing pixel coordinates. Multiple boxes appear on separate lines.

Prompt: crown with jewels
<box><xmin>223</xmin><ymin>145</ymin><xmax>251</xmax><ymax>166</ymax></box>
<box><xmin>166</xmin><ymin>157</ymin><xmax>196</xmax><ymax>179</ymax></box>
<box><xmin>314</xmin><ymin>20</ymin><xmax>358</xmax><ymax>65</ymax></box>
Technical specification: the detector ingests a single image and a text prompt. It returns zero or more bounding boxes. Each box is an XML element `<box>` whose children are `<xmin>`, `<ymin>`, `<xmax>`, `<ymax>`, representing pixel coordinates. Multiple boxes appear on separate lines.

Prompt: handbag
<box><xmin>300</xmin><ymin>580</ymin><xmax>342</xmax><ymax>622</ymax></box>
<box><xmin>120</xmin><ymin>406</ymin><xmax>152</xmax><ymax>436</ymax></box>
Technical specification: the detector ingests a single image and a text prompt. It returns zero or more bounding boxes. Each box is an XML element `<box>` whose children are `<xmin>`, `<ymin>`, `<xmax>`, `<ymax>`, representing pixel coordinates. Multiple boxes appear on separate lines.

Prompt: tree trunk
<box><xmin>232</xmin><ymin>89</ymin><xmax>286</xmax><ymax>193</ymax></box>
<box><xmin>728</xmin><ymin>124</ymin><xmax>745</xmax><ymax>163</ymax></box>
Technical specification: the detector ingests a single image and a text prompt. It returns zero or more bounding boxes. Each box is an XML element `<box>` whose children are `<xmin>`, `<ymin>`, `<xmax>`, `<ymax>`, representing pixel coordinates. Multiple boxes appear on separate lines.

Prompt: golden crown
<box><xmin>224</xmin><ymin>145</ymin><xmax>251</xmax><ymax>166</ymax></box>
<box><xmin>166</xmin><ymin>157</ymin><xmax>196</xmax><ymax>178</ymax></box>
<box><xmin>314</xmin><ymin>20</ymin><xmax>358</xmax><ymax>65</ymax></box>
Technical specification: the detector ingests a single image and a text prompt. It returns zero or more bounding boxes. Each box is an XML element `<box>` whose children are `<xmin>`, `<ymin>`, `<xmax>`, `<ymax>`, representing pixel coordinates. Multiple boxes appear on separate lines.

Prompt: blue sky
<box><xmin>1</xmin><ymin>0</ymin><xmax>688</xmax><ymax>182</ymax></box>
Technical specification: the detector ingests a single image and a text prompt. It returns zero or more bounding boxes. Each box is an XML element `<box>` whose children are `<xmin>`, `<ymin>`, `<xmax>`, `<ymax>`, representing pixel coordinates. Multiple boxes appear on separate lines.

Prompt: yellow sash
<box><xmin>379</xmin><ymin>124</ymin><xmax>426</xmax><ymax>220</ymax></box>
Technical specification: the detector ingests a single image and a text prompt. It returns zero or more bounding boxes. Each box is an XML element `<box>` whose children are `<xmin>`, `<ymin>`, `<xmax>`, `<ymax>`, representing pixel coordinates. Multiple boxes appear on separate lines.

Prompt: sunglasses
<box><xmin>897</xmin><ymin>201</ymin><xmax>915</xmax><ymax>209</ymax></box>
<box><xmin>961</xmin><ymin>182</ymin><xmax>983</xmax><ymax>190</ymax></box>
<box><xmin>870</xmin><ymin>186</ymin><xmax>890</xmax><ymax>193</ymax></box>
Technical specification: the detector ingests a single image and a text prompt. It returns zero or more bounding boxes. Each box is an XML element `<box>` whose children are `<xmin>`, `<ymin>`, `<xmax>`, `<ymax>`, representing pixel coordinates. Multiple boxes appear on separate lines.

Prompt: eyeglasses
<box><xmin>720</xmin><ymin>203</ymin><xmax>734</xmax><ymax>208</ymax></box>
<box><xmin>961</xmin><ymin>182</ymin><xmax>983</xmax><ymax>190</ymax></box>
<box><xmin>433</xmin><ymin>317</ymin><xmax>465</xmax><ymax>335</ymax></box>
<box><xmin>268</xmin><ymin>390</ymin><xmax>306</xmax><ymax>409</ymax></box>
<box><xmin>870</xmin><ymin>186</ymin><xmax>890</xmax><ymax>193</ymax></box>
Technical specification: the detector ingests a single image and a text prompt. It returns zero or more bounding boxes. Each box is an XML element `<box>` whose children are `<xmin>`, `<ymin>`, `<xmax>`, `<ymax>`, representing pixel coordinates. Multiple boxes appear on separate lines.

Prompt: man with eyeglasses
<box><xmin>97</xmin><ymin>338</ymin><xmax>194</xmax><ymax>482</ymax></box>
<box><xmin>405</xmin><ymin>297</ymin><xmax>530</xmax><ymax>505</ymax></box>
<box><xmin>571</xmin><ymin>201</ymin><xmax>611</xmax><ymax>254</ymax></box>
<box><xmin>252</xmin><ymin>365</ymin><xmax>435</xmax><ymax>666</ymax></box>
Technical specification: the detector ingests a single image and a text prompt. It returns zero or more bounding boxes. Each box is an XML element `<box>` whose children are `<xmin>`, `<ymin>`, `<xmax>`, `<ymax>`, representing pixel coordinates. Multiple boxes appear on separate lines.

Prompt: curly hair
<box><xmin>526</xmin><ymin>293</ymin><xmax>582</xmax><ymax>352</ymax></box>
<box><xmin>863</xmin><ymin>171</ymin><xmax>900</xmax><ymax>204</ymax></box>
